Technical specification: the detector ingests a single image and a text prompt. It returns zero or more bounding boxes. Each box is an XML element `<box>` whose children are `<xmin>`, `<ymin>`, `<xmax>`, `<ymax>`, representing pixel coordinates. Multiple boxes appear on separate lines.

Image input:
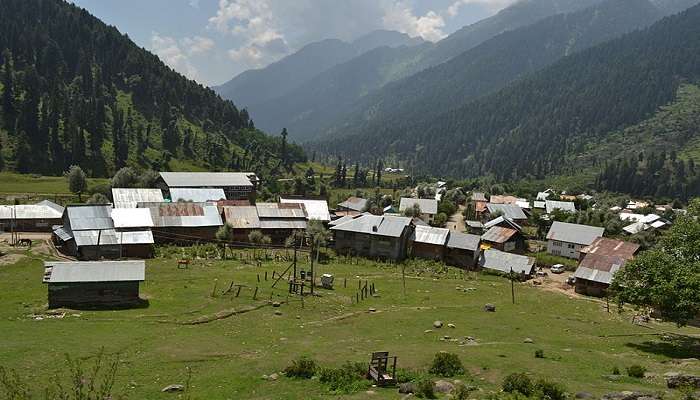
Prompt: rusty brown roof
<box><xmin>481</xmin><ymin>226</ymin><xmax>518</xmax><ymax>244</ymax></box>
<box><xmin>579</xmin><ymin>237</ymin><xmax>639</xmax><ymax>259</ymax></box>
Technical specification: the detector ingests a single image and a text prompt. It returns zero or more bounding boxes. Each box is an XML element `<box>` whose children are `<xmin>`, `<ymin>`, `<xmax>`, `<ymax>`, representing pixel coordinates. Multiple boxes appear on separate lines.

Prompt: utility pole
<box><xmin>510</xmin><ymin>267</ymin><xmax>515</xmax><ymax>304</ymax></box>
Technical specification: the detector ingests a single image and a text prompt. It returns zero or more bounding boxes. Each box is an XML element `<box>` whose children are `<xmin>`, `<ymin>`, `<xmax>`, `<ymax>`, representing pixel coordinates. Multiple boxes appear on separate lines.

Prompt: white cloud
<box><xmin>447</xmin><ymin>0</ymin><xmax>516</xmax><ymax>17</ymax></box>
<box><xmin>150</xmin><ymin>33</ymin><xmax>215</xmax><ymax>81</ymax></box>
<box><xmin>382</xmin><ymin>2</ymin><xmax>446</xmax><ymax>42</ymax></box>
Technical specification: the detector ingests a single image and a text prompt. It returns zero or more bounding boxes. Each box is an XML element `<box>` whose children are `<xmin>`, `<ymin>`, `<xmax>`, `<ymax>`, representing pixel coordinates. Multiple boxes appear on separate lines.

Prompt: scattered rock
<box><xmin>424</xmin><ymin>329</ymin><xmax>433</xmax><ymax>333</ymax></box>
<box><xmin>484</xmin><ymin>304</ymin><xmax>496</xmax><ymax>312</ymax></box>
<box><xmin>399</xmin><ymin>383</ymin><xmax>415</xmax><ymax>394</ymax></box>
<box><xmin>576</xmin><ymin>392</ymin><xmax>594</xmax><ymax>399</ymax></box>
<box><xmin>601</xmin><ymin>391</ymin><xmax>661</xmax><ymax>400</ymax></box>
<box><xmin>433</xmin><ymin>320</ymin><xmax>444</xmax><ymax>328</ymax></box>
<box><xmin>274</xmin><ymin>310</ymin><xmax>282</xmax><ymax>316</ymax></box>
<box><xmin>524</xmin><ymin>338</ymin><xmax>534</xmax><ymax>344</ymax></box>
<box><xmin>272</xmin><ymin>301</ymin><xmax>281</xmax><ymax>307</ymax></box>
<box><xmin>268</xmin><ymin>373</ymin><xmax>279</xmax><ymax>381</ymax></box>
<box><xmin>261</xmin><ymin>374</ymin><xmax>268</xmax><ymax>380</ymax></box>
<box><xmin>665</xmin><ymin>372</ymin><xmax>700</xmax><ymax>388</ymax></box>
<box><xmin>447</xmin><ymin>323</ymin><xmax>456</xmax><ymax>328</ymax></box>
<box><xmin>161</xmin><ymin>384</ymin><xmax>184</xmax><ymax>393</ymax></box>
<box><xmin>603</xmin><ymin>375</ymin><xmax>622</xmax><ymax>381</ymax></box>
<box><xmin>368</xmin><ymin>307</ymin><xmax>377</xmax><ymax>313</ymax></box>
<box><xmin>365</xmin><ymin>390</ymin><xmax>376</xmax><ymax>395</ymax></box>
<box><xmin>434</xmin><ymin>380</ymin><xmax>455</xmax><ymax>394</ymax></box>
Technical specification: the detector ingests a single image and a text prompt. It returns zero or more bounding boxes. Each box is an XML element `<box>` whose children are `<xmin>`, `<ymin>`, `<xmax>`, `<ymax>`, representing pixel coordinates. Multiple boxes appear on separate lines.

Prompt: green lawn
<box><xmin>0</xmin><ymin>172</ymin><xmax>108</xmax><ymax>194</ymax></box>
<box><xmin>1</xmin><ymin>249</ymin><xmax>698</xmax><ymax>399</ymax></box>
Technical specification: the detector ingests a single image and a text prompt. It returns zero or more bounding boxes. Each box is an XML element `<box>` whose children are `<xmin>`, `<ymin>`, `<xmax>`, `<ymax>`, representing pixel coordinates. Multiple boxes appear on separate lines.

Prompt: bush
<box><xmin>284</xmin><ymin>356</ymin><xmax>316</xmax><ymax>379</ymax></box>
<box><xmin>318</xmin><ymin>362</ymin><xmax>369</xmax><ymax>394</ymax></box>
<box><xmin>534</xmin><ymin>379</ymin><xmax>567</xmax><ymax>400</ymax></box>
<box><xmin>502</xmin><ymin>373</ymin><xmax>533</xmax><ymax>396</ymax></box>
<box><xmin>453</xmin><ymin>382</ymin><xmax>476</xmax><ymax>400</ymax></box>
<box><xmin>534</xmin><ymin>349</ymin><xmax>544</xmax><ymax>358</ymax></box>
<box><xmin>396</xmin><ymin>368</ymin><xmax>424</xmax><ymax>383</ymax></box>
<box><xmin>626</xmin><ymin>365</ymin><xmax>646</xmax><ymax>378</ymax></box>
<box><xmin>415</xmin><ymin>377</ymin><xmax>436</xmax><ymax>399</ymax></box>
<box><xmin>429</xmin><ymin>352</ymin><xmax>464</xmax><ymax>377</ymax></box>
<box><xmin>611</xmin><ymin>366</ymin><xmax>620</xmax><ymax>375</ymax></box>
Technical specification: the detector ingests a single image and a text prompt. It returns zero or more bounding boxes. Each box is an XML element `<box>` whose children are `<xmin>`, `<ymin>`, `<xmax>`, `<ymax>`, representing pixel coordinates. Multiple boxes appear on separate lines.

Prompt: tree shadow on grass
<box><xmin>625</xmin><ymin>335</ymin><xmax>700</xmax><ymax>359</ymax></box>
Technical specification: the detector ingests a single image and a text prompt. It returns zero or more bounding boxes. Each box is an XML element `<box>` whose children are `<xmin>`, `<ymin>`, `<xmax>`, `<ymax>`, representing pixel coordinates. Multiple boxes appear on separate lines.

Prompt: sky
<box><xmin>71</xmin><ymin>0</ymin><xmax>516</xmax><ymax>87</ymax></box>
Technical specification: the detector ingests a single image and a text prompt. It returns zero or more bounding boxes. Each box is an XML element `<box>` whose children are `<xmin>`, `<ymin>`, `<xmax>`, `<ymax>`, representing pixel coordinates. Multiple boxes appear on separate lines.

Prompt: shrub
<box><xmin>415</xmin><ymin>377</ymin><xmax>436</xmax><ymax>399</ymax></box>
<box><xmin>396</xmin><ymin>368</ymin><xmax>424</xmax><ymax>383</ymax></box>
<box><xmin>534</xmin><ymin>379</ymin><xmax>567</xmax><ymax>400</ymax></box>
<box><xmin>429</xmin><ymin>352</ymin><xmax>464</xmax><ymax>377</ymax></box>
<box><xmin>626</xmin><ymin>365</ymin><xmax>646</xmax><ymax>378</ymax></box>
<box><xmin>534</xmin><ymin>349</ymin><xmax>545</xmax><ymax>359</ymax></box>
<box><xmin>318</xmin><ymin>362</ymin><xmax>369</xmax><ymax>394</ymax></box>
<box><xmin>611</xmin><ymin>366</ymin><xmax>620</xmax><ymax>375</ymax></box>
<box><xmin>284</xmin><ymin>356</ymin><xmax>316</xmax><ymax>379</ymax></box>
<box><xmin>502</xmin><ymin>373</ymin><xmax>533</xmax><ymax>396</ymax></box>
<box><xmin>453</xmin><ymin>382</ymin><xmax>476</xmax><ymax>400</ymax></box>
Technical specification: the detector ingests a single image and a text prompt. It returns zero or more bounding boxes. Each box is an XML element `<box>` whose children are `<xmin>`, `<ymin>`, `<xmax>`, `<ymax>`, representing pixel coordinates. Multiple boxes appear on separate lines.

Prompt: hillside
<box><xmin>311</xmin><ymin>3</ymin><xmax>700</xmax><ymax>199</ymax></box>
<box><xmin>323</xmin><ymin>0</ymin><xmax>667</xmax><ymax>141</ymax></box>
<box><xmin>0</xmin><ymin>0</ymin><xmax>304</xmax><ymax>178</ymax></box>
<box><xmin>219</xmin><ymin>0</ymin><xmax>603</xmax><ymax>141</ymax></box>
<box><xmin>213</xmin><ymin>30</ymin><xmax>422</xmax><ymax>112</ymax></box>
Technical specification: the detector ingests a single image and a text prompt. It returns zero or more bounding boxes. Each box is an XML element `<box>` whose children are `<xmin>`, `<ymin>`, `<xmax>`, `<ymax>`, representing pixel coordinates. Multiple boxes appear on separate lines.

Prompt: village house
<box><xmin>331</xmin><ymin>214</ymin><xmax>414</xmax><ymax>260</ymax></box>
<box><xmin>337</xmin><ymin>196</ymin><xmax>369</xmax><ymax>215</ymax></box>
<box><xmin>465</xmin><ymin>220</ymin><xmax>485</xmax><ymax>234</ymax></box>
<box><xmin>112</xmin><ymin>188</ymin><xmax>164</xmax><ymax>209</ymax></box>
<box><xmin>53</xmin><ymin>204</ymin><xmax>154</xmax><ymax>260</ymax></box>
<box><xmin>0</xmin><ymin>200</ymin><xmax>64</xmax><ymax>232</ymax></box>
<box><xmin>470</xmin><ymin>192</ymin><xmax>488</xmax><ymax>219</ymax></box>
<box><xmin>545</xmin><ymin>200</ymin><xmax>576</xmax><ymax>214</ymax></box>
<box><xmin>489</xmin><ymin>195</ymin><xmax>520</xmax><ymax>205</ymax></box>
<box><xmin>481</xmin><ymin>225</ymin><xmax>527</xmax><ymax>253</ymax></box>
<box><xmin>445</xmin><ymin>231</ymin><xmax>481</xmax><ymax>269</ymax></box>
<box><xmin>138</xmin><ymin>202</ymin><xmax>223</xmax><ymax>243</ymax></box>
<box><xmin>169</xmin><ymin>188</ymin><xmax>226</xmax><ymax>203</ymax></box>
<box><xmin>479</xmin><ymin>249</ymin><xmax>535</xmax><ymax>277</ymax></box>
<box><xmin>157</xmin><ymin>172</ymin><xmax>258</xmax><ymax>201</ymax></box>
<box><xmin>43</xmin><ymin>260</ymin><xmax>145</xmax><ymax>309</ymax></box>
<box><xmin>410</xmin><ymin>225</ymin><xmax>450</xmax><ymax>261</ymax></box>
<box><xmin>620</xmin><ymin>213</ymin><xmax>670</xmax><ymax>234</ymax></box>
<box><xmin>280</xmin><ymin>196</ymin><xmax>331</xmax><ymax>223</ymax></box>
<box><xmin>221</xmin><ymin>205</ymin><xmax>260</xmax><ymax>242</ymax></box>
<box><xmin>255</xmin><ymin>203</ymin><xmax>308</xmax><ymax>243</ymax></box>
<box><xmin>399</xmin><ymin>198</ymin><xmax>438</xmax><ymax>224</ymax></box>
<box><xmin>546</xmin><ymin>221</ymin><xmax>604</xmax><ymax>259</ymax></box>
<box><xmin>484</xmin><ymin>203</ymin><xmax>527</xmax><ymax>224</ymax></box>
<box><xmin>574</xmin><ymin>237</ymin><xmax>640</xmax><ymax>297</ymax></box>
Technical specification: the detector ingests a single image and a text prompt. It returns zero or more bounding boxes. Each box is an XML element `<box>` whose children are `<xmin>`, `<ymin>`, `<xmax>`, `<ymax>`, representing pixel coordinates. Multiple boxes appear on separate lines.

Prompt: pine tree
<box><xmin>1</xmin><ymin>49</ymin><xmax>15</xmax><ymax>131</ymax></box>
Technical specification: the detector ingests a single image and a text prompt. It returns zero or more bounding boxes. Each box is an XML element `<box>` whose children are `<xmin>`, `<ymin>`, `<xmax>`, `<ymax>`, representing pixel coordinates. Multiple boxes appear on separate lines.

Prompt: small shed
<box><xmin>479</xmin><ymin>249</ymin><xmax>535</xmax><ymax>277</ymax></box>
<box><xmin>481</xmin><ymin>226</ymin><xmax>526</xmax><ymax>253</ymax></box>
<box><xmin>43</xmin><ymin>260</ymin><xmax>145</xmax><ymax>309</ymax></box>
<box><xmin>410</xmin><ymin>225</ymin><xmax>449</xmax><ymax>261</ymax></box>
<box><xmin>445</xmin><ymin>231</ymin><xmax>481</xmax><ymax>269</ymax></box>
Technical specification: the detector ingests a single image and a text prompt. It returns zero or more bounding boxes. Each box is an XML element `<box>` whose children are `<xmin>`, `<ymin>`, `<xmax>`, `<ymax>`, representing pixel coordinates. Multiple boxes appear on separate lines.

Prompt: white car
<box><xmin>550</xmin><ymin>264</ymin><xmax>566</xmax><ymax>274</ymax></box>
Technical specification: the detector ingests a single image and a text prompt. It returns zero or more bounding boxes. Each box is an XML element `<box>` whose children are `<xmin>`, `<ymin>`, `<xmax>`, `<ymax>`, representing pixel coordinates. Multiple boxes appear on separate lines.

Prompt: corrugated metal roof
<box><xmin>574</xmin><ymin>254</ymin><xmax>626</xmax><ymax>284</ymax></box>
<box><xmin>516</xmin><ymin>200</ymin><xmax>531</xmax><ymax>209</ymax></box>
<box><xmin>112</xmin><ymin>188</ymin><xmax>164</xmax><ymax>209</ymax></box>
<box><xmin>329</xmin><ymin>215</ymin><xmax>358</xmax><ymax>227</ymax></box>
<box><xmin>120</xmin><ymin>230</ymin><xmax>154</xmax><ymax>245</ymax></box>
<box><xmin>280</xmin><ymin>197</ymin><xmax>331</xmax><ymax>221</ymax></box>
<box><xmin>337</xmin><ymin>196</ymin><xmax>368</xmax><ymax>212</ymax></box>
<box><xmin>533</xmin><ymin>201</ymin><xmax>546</xmax><ymax>209</ymax></box>
<box><xmin>545</xmin><ymin>200</ymin><xmax>576</xmax><ymax>214</ymax></box>
<box><xmin>52</xmin><ymin>225</ymin><xmax>73</xmax><ymax>241</ymax></box>
<box><xmin>489</xmin><ymin>195</ymin><xmax>519</xmax><ymax>205</ymax></box>
<box><xmin>138</xmin><ymin>202</ymin><xmax>223</xmax><ymax>227</ymax></box>
<box><xmin>447</xmin><ymin>231</ymin><xmax>480</xmax><ymax>251</ymax></box>
<box><xmin>170</xmin><ymin>188</ymin><xmax>226</xmax><ymax>203</ymax></box>
<box><xmin>481</xmin><ymin>226</ymin><xmax>518</xmax><ymax>244</ymax></box>
<box><xmin>546</xmin><ymin>222</ymin><xmax>604</xmax><ymax>245</ymax></box>
<box><xmin>256</xmin><ymin>203</ymin><xmax>307</xmax><ymax>219</ymax></box>
<box><xmin>412</xmin><ymin>225</ymin><xmax>449</xmax><ymax>245</ymax></box>
<box><xmin>222</xmin><ymin>206</ymin><xmax>260</xmax><ymax>229</ymax></box>
<box><xmin>331</xmin><ymin>214</ymin><xmax>412</xmax><ymax>238</ymax></box>
<box><xmin>0</xmin><ymin>201</ymin><xmax>64</xmax><ymax>220</ymax></box>
<box><xmin>580</xmin><ymin>237</ymin><xmax>639</xmax><ymax>259</ymax></box>
<box><xmin>72</xmin><ymin>229</ymin><xmax>154</xmax><ymax>246</ymax></box>
<box><xmin>160</xmin><ymin>172</ymin><xmax>253</xmax><ymax>187</ymax></box>
<box><xmin>66</xmin><ymin>205</ymin><xmax>114</xmax><ymax>231</ymax></box>
<box><xmin>399</xmin><ymin>198</ymin><xmax>438</xmax><ymax>215</ymax></box>
<box><xmin>471</xmin><ymin>192</ymin><xmax>487</xmax><ymax>202</ymax></box>
<box><xmin>479</xmin><ymin>249</ymin><xmax>534</xmax><ymax>275</ymax></box>
<box><xmin>484</xmin><ymin>216</ymin><xmax>522</xmax><ymax>231</ymax></box>
<box><xmin>43</xmin><ymin>260</ymin><xmax>145</xmax><ymax>283</ymax></box>
<box><xmin>111</xmin><ymin>208</ymin><xmax>154</xmax><ymax>228</ymax></box>
<box><xmin>259</xmin><ymin>220</ymin><xmax>308</xmax><ymax>229</ymax></box>
<box><xmin>466</xmin><ymin>220</ymin><xmax>484</xmax><ymax>228</ymax></box>
<box><xmin>485</xmin><ymin>203</ymin><xmax>527</xmax><ymax>220</ymax></box>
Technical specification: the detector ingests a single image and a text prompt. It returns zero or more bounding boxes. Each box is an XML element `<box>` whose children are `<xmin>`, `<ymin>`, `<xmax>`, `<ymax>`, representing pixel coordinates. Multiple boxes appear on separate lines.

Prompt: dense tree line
<box><xmin>312</xmin><ymin>3</ymin><xmax>700</xmax><ymax>185</ymax></box>
<box><xmin>0</xmin><ymin>0</ymin><xmax>304</xmax><ymax>178</ymax></box>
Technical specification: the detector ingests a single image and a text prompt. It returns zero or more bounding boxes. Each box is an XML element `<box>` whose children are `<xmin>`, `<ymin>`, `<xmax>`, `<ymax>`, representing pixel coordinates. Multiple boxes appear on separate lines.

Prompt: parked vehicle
<box><xmin>550</xmin><ymin>264</ymin><xmax>565</xmax><ymax>274</ymax></box>
<box><xmin>566</xmin><ymin>276</ymin><xmax>576</xmax><ymax>285</ymax></box>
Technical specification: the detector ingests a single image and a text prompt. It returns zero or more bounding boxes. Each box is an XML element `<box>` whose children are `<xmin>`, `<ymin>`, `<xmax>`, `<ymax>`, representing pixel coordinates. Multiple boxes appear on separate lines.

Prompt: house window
<box><xmin>567</xmin><ymin>243</ymin><xmax>575</xmax><ymax>249</ymax></box>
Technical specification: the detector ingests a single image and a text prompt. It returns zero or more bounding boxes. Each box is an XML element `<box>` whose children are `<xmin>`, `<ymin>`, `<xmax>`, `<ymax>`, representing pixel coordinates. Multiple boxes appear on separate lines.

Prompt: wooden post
<box><xmin>211</xmin><ymin>279</ymin><xmax>218</xmax><ymax>297</ymax></box>
<box><xmin>253</xmin><ymin>286</ymin><xmax>258</xmax><ymax>300</ymax></box>
<box><xmin>510</xmin><ymin>267</ymin><xmax>515</xmax><ymax>305</ymax></box>
<box><xmin>257</xmin><ymin>274</ymin><xmax>260</xmax><ymax>283</ymax></box>
<box><xmin>236</xmin><ymin>286</ymin><xmax>242</xmax><ymax>297</ymax></box>
<box><xmin>265</xmin><ymin>271</ymin><xmax>268</xmax><ymax>281</ymax></box>
<box><xmin>344</xmin><ymin>277</ymin><xmax>347</xmax><ymax>288</ymax></box>
<box><xmin>356</xmin><ymin>293</ymin><xmax>359</xmax><ymax>303</ymax></box>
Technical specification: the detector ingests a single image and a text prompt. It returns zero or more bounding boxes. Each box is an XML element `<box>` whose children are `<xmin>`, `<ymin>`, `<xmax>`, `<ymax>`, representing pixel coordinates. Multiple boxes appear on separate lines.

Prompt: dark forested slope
<box><xmin>0</xmin><ymin>0</ymin><xmax>303</xmax><ymax>178</ymax></box>
<box><xmin>312</xmin><ymin>4</ymin><xmax>700</xmax><ymax>187</ymax></box>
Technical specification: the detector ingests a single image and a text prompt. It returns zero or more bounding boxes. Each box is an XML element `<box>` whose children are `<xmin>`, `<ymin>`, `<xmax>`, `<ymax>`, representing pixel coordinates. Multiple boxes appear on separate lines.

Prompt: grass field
<box><xmin>1</xmin><ymin>247</ymin><xmax>699</xmax><ymax>399</ymax></box>
<box><xmin>0</xmin><ymin>172</ymin><xmax>109</xmax><ymax>194</ymax></box>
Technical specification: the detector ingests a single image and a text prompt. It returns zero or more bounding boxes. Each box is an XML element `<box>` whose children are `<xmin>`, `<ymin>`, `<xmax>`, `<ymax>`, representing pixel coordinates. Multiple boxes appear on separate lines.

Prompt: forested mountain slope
<box><xmin>323</xmin><ymin>0</ymin><xmax>666</xmax><ymax>140</ymax></box>
<box><xmin>220</xmin><ymin>0</ymin><xmax>603</xmax><ymax>140</ymax></box>
<box><xmin>311</xmin><ymin>4</ymin><xmax>700</xmax><ymax>189</ymax></box>
<box><xmin>214</xmin><ymin>30</ymin><xmax>422</xmax><ymax>109</ymax></box>
<box><xmin>0</xmin><ymin>0</ymin><xmax>304</xmax><ymax>178</ymax></box>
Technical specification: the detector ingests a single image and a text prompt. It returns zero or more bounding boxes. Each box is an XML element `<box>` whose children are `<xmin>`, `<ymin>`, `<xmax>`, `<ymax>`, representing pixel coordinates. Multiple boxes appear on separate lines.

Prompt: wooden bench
<box><xmin>368</xmin><ymin>351</ymin><xmax>397</xmax><ymax>387</ymax></box>
<box><xmin>177</xmin><ymin>259</ymin><xmax>190</xmax><ymax>269</ymax></box>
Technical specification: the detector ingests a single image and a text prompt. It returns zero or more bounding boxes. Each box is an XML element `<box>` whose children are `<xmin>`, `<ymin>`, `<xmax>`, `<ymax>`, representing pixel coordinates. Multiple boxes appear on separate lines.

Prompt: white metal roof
<box><xmin>479</xmin><ymin>249</ymin><xmax>535</xmax><ymax>275</ymax></box>
<box><xmin>112</xmin><ymin>188</ymin><xmax>164</xmax><ymax>209</ymax></box>
<box><xmin>399</xmin><ymin>198</ymin><xmax>438</xmax><ymax>215</ymax></box>
<box><xmin>43</xmin><ymin>260</ymin><xmax>145</xmax><ymax>283</ymax></box>
<box><xmin>0</xmin><ymin>201</ymin><xmax>64</xmax><ymax>220</ymax></box>
<box><xmin>111</xmin><ymin>208</ymin><xmax>154</xmax><ymax>228</ymax></box>
<box><xmin>170</xmin><ymin>188</ymin><xmax>226</xmax><ymax>203</ymax></box>
<box><xmin>546</xmin><ymin>222</ymin><xmax>604</xmax><ymax>245</ymax></box>
<box><xmin>485</xmin><ymin>203</ymin><xmax>527</xmax><ymax>220</ymax></box>
<box><xmin>160</xmin><ymin>172</ymin><xmax>253</xmax><ymax>187</ymax></box>
<box><xmin>411</xmin><ymin>225</ymin><xmax>449</xmax><ymax>245</ymax></box>
<box><xmin>331</xmin><ymin>214</ymin><xmax>412</xmax><ymax>238</ymax></box>
<box><xmin>545</xmin><ymin>200</ymin><xmax>576</xmax><ymax>214</ymax></box>
<box><xmin>66</xmin><ymin>205</ymin><xmax>114</xmax><ymax>231</ymax></box>
<box><xmin>280</xmin><ymin>197</ymin><xmax>331</xmax><ymax>222</ymax></box>
<box><xmin>446</xmin><ymin>231</ymin><xmax>480</xmax><ymax>251</ymax></box>
<box><xmin>72</xmin><ymin>229</ymin><xmax>154</xmax><ymax>246</ymax></box>
<box><xmin>139</xmin><ymin>202</ymin><xmax>223</xmax><ymax>227</ymax></box>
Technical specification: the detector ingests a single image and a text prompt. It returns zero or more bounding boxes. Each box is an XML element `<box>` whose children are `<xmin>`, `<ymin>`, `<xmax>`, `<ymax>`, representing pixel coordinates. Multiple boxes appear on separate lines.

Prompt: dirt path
<box><xmin>447</xmin><ymin>205</ymin><xmax>466</xmax><ymax>232</ymax></box>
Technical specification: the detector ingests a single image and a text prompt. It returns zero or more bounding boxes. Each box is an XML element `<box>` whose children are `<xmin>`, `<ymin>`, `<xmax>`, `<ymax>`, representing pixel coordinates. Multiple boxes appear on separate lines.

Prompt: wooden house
<box><xmin>410</xmin><ymin>225</ymin><xmax>449</xmax><ymax>261</ymax></box>
<box><xmin>445</xmin><ymin>231</ymin><xmax>481</xmax><ymax>269</ymax></box>
<box><xmin>0</xmin><ymin>200</ymin><xmax>64</xmax><ymax>232</ymax></box>
<box><xmin>574</xmin><ymin>237</ymin><xmax>639</xmax><ymax>297</ymax></box>
<box><xmin>157</xmin><ymin>172</ymin><xmax>257</xmax><ymax>201</ymax></box>
<box><xmin>137</xmin><ymin>202</ymin><xmax>223</xmax><ymax>244</ymax></box>
<box><xmin>479</xmin><ymin>249</ymin><xmax>535</xmax><ymax>278</ymax></box>
<box><xmin>331</xmin><ymin>215</ymin><xmax>414</xmax><ymax>261</ymax></box>
<box><xmin>399</xmin><ymin>198</ymin><xmax>438</xmax><ymax>224</ymax></box>
<box><xmin>481</xmin><ymin>226</ymin><xmax>526</xmax><ymax>253</ymax></box>
<box><xmin>546</xmin><ymin>221</ymin><xmax>604</xmax><ymax>259</ymax></box>
<box><xmin>43</xmin><ymin>260</ymin><xmax>145</xmax><ymax>309</ymax></box>
<box><xmin>484</xmin><ymin>203</ymin><xmax>527</xmax><ymax>224</ymax></box>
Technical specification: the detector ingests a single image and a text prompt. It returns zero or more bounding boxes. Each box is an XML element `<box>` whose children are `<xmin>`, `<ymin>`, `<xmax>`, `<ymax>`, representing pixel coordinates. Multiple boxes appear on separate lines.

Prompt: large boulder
<box><xmin>484</xmin><ymin>303</ymin><xmax>496</xmax><ymax>312</ymax></box>
<box><xmin>434</xmin><ymin>380</ymin><xmax>455</xmax><ymax>393</ymax></box>
<box><xmin>665</xmin><ymin>372</ymin><xmax>700</xmax><ymax>388</ymax></box>
<box><xmin>398</xmin><ymin>382</ymin><xmax>415</xmax><ymax>394</ymax></box>
<box><xmin>602</xmin><ymin>391</ymin><xmax>661</xmax><ymax>400</ymax></box>
<box><xmin>433</xmin><ymin>320</ymin><xmax>443</xmax><ymax>328</ymax></box>
<box><xmin>161</xmin><ymin>384</ymin><xmax>184</xmax><ymax>393</ymax></box>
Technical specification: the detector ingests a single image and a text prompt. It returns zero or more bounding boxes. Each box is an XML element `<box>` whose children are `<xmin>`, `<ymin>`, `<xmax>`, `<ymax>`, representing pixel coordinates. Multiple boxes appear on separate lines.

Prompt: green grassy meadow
<box><xmin>1</xmin><ymin>249</ymin><xmax>698</xmax><ymax>399</ymax></box>
<box><xmin>0</xmin><ymin>172</ymin><xmax>109</xmax><ymax>194</ymax></box>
